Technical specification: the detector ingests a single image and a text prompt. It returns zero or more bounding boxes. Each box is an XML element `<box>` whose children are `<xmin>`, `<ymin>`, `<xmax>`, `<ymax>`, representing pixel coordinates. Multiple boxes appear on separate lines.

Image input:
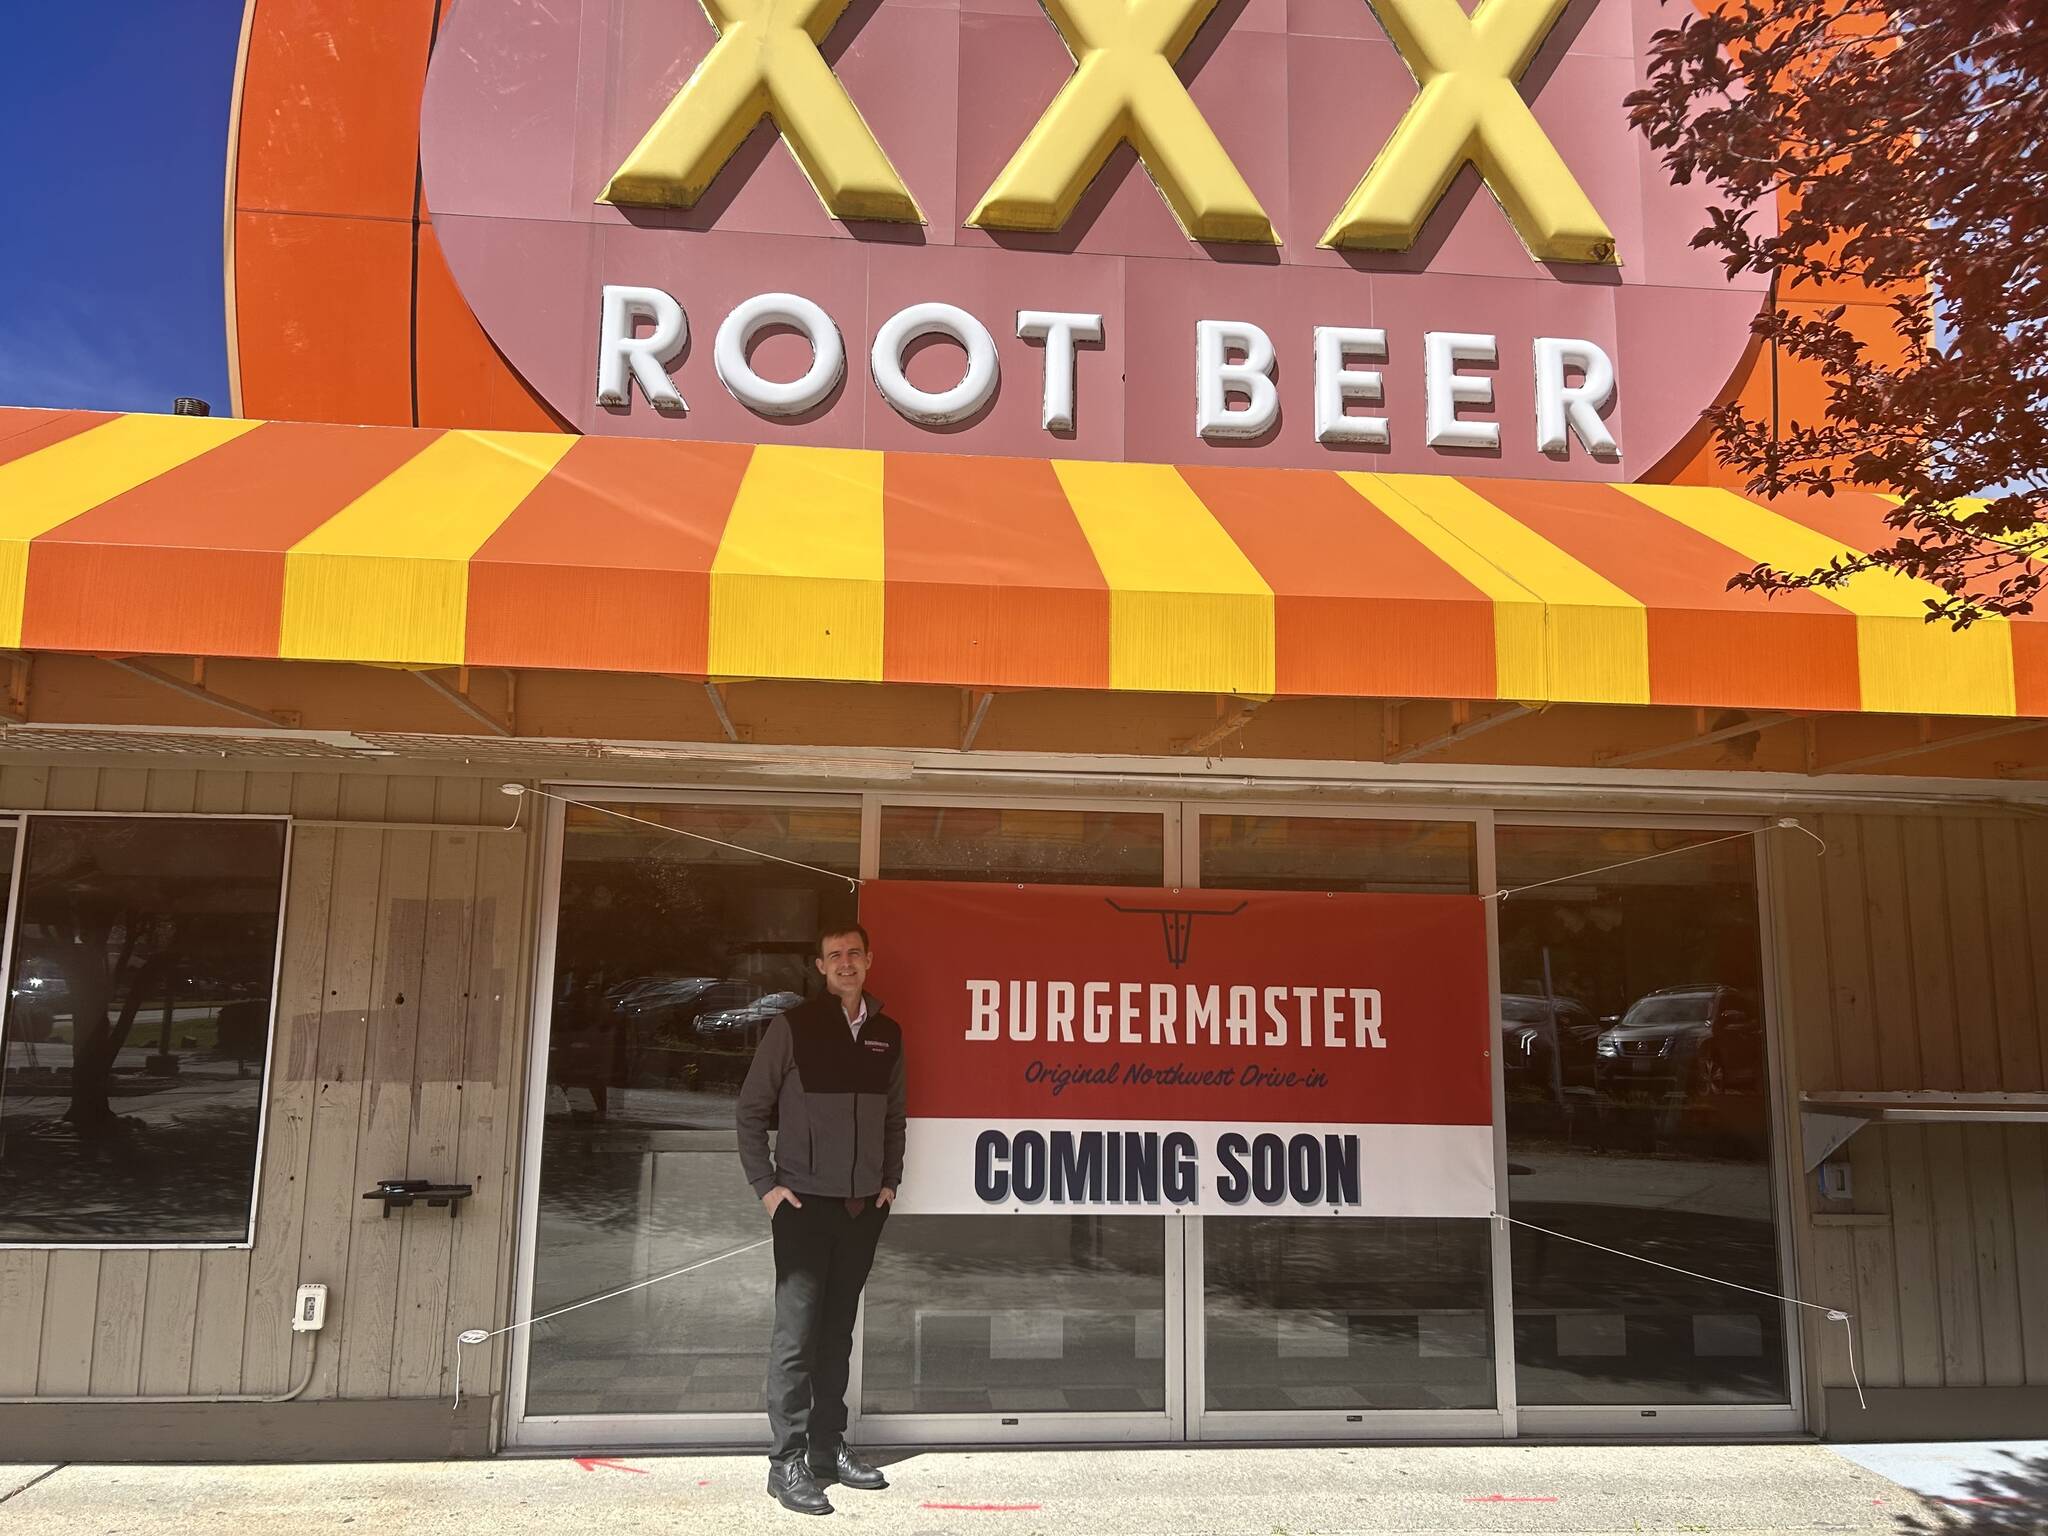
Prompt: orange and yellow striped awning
<box><xmin>2</xmin><ymin>406</ymin><xmax>2039</xmax><ymax>717</ymax></box>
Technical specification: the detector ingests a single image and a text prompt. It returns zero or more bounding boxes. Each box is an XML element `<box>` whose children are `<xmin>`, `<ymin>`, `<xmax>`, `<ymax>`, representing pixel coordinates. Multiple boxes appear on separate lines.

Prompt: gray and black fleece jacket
<box><xmin>736</xmin><ymin>992</ymin><xmax>906</xmax><ymax>1200</ymax></box>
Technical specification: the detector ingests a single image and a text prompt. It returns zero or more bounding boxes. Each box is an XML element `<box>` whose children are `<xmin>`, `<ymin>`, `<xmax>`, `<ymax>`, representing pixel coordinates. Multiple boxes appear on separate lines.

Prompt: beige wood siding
<box><xmin>5</xmin><ymin>773</ymin><xmax>2039</xmax><ymax>1438</ymax></box>
<box><xmin>1778</xmin><ymin>810</ymin><xmax>2048</xmax><ymax>1420</ymax></box>
<box><xmin>0</xmin><ymin>766</ymin><xmax>536</xmax><ymax>1407</ymax></box>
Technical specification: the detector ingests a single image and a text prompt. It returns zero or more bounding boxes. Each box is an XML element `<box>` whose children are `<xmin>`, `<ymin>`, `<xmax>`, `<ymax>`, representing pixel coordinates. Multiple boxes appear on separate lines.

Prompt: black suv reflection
<box><xmin>1594</xmin><ymin>984</ymin><xmax>1762</xmax><ymax>1099</ymax></box>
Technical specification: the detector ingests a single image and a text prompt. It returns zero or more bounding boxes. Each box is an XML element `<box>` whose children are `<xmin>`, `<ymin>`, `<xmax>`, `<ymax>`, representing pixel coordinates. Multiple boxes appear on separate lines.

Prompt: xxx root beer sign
<box><xmin>860</xmin><ymin>881</ymin><xmax>1494</xmax><ymax>1217</ymax></box>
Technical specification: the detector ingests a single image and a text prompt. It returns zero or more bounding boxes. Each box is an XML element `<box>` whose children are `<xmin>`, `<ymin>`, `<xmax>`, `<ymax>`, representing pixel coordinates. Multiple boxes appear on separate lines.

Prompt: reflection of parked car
<box><xmin>607</xmin><ymin>976</ymin><xmax>719</xmax><ymax>1017</ymax></box>
<box><xmin>694</xmin><ymin>991</ymin><xmax>803</xmax><ymax>1048</ymax></box>
<box><xmin>1594</xmin><ymin>985</ymin><xmax>1762</xmax><ymax>1098</ymax></box>
<box><xmin>1499</xmin><ymin>993</ymin><xmax>1601</xmax><ymax>1097</ymax></box>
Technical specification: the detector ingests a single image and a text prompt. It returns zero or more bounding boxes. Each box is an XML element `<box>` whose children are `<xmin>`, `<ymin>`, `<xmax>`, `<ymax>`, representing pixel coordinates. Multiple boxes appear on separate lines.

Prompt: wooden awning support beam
<box><xmin>415</xmin><ymin>669</ymin><xmax>512</xmax><ymax>737</ymax></box>
<box><xmin>705</xmin><ymin>683</ymin><xmax>740</xmax><ymax>743</ymax></box>
<box><xmin>1182</xmin><ymin>698</ymin><xmax>1262</xmax><ymax>755</ymax></box>
<box><xmin>1388</xmin><ymin>703</ymin><xmax>1533</xmax><ymax>765</ymax></box>
<box><xmin>1822</xmin><ymin>718</ymin><xmax>2048</xmax><ymax>773</ymax></box>
<box><xmin>1601</xmin><ymin>712</ymin><xmax>1802</xmax><ymax>769</ymax></box>
<box><xmin>961</xmin><ymin>691</ymin><xmax>995</xmax><ymax>752</ymax></box>
<box><xmin>105</xmin><ymin>658</ymin><xmax>293</xmax><ymax>729</ymax></box>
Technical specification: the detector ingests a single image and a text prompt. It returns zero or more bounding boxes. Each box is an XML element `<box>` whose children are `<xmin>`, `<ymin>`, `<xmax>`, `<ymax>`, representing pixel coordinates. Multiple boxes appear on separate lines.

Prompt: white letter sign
<box><xmin>871</xmin><ymin>302</ymin><xmax>1001</xmax><ymax>426</ymax></box>
<box><xmin>713</xmin><ymin>292</ymin><xmax>845</xmax><ymax>418</ymax></box>
<box><xmin>1424</xmin><ymin>330</ymin><xmax>1499</xmax><ymax>451</ymax></box>
<box><xmin>1533</xmin><ymin>336</ymin><xmax>1619</xmax><ymax>458</ymax></box>
<box><xmin>595</xmin><ymin>285</ymin><xmax>687</xmax><ymax>413</ymax></box>
<box><xmin>1196</xmin><ymin>320</ymin><xmax>1279</xmax><ymax>442</ymax></box>
<box><xmin>1313</xmin><ymin>326</ymin><xmax>1389</xmax><ymax>446</ymax></box>
<box><xmin>1017</xmin><ymin>310</ymin><xmax>1104</xmax><ymax>434</ymax></box>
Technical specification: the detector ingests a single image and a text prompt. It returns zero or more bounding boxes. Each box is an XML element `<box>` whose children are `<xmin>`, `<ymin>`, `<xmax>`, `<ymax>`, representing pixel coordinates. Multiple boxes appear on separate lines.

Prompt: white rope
<box><xmin>1493</xmin><ymin>1211</ymin><xmax>1864</xmax><ymax>1409</ymax></box>
<box><xmin>503</xmin><ymin>784</ymin><xmax>860</xmax><ymax>890</ymax></box>
<box><xmin>1489</xmin><ymin>818</ymin><xmax>1826</xmax><ymax>901</ymax></box>
<box><xmin>452</xmin><ymin>1237</ymin><xmax>771</xmax><ymax>1409</ymax></box>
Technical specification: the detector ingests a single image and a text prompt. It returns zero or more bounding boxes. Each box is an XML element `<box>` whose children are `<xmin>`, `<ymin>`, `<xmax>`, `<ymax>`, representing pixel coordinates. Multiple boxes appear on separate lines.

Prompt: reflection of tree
<box><xmin>43</xmin><ymin>903</ymin><xmax>163</xmax><ymax>1135</ymax></box>
<box><xmin>1</xmin><ymin>820</ymin><xmax>285</xmax><ymax>1241</ymax></box>
<box><xmin>1895</xmin><ymin>1451</ymin><xmax>2048</xmax><ymax>1536</ymax></box>
<box><xmin>0</xmin><ymin>1102</ymin><xmax>261</xmax><ymax>1239</ymax></box>
<box><xmin>16</xmin><ymin>822</ymin><xmax>278</xmax><ymax>1135</ymax></box>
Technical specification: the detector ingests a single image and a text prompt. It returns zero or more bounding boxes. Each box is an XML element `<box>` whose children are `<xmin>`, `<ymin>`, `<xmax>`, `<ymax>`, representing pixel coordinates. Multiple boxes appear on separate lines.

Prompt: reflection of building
<box><xmin>5</xmin><ymin>0</ymin><xmax>2046</xmax><ymax>1465</ymax></box>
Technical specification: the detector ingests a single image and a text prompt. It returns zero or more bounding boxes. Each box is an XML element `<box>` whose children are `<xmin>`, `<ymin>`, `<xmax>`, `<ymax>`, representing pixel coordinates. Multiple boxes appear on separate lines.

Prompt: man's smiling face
<box><xmin>816</xmin><ymin>929</ymin><xmax>871</xmax><ymax>1003</ymax></box>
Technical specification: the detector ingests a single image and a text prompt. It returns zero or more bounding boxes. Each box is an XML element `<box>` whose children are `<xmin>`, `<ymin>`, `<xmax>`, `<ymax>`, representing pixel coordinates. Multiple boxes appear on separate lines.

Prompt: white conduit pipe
<box><xmin>0</xmin><ymin>1336</ymin><xmax>321</xmax><ymax>1407</ymax></box>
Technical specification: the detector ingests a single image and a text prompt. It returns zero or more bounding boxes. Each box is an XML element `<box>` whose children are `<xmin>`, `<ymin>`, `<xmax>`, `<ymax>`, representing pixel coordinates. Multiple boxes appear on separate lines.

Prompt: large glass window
<box><xmin>862</xmin><ymin>1218</ymin><xmax>1168</xmax><ymax>1413</ymax></box>
<box><xmin>1205</xmin><ymin>1219</ymin><xmax>1493</xmax><ymax>1410</ymax></box>
<box><xmin>862</xmin><ymin>805</ymin><xmax>1171</xmax><ymax>1415</ymax></box>
<box><xmin>1195</xmin><ymin>814</ymin><xmax>1493</xmax><ymax>1414</ymax></box>
<box><xmin>0</xmin><ymin>817</ymin><xmax>288</xmax><ymax>1244</ymax></box>
<box><xmin>1199</xmin><ymin>815</ymin><xmax>1475</xmax><ymax>895</ymax></box>
<box><xmin>878</xmin><ymin>805</ymin><xmax>1165</xmax><ymax>885</ymax></box>
<box><xmin>527</xmin><ymin>801</ymin><xmax>859</xmax><ymax>1416</ymax></box>
<box><xmin>1495</xmin><ymin>824</ymin><xmax>1787</xmax><ymax>1406</ymax></box>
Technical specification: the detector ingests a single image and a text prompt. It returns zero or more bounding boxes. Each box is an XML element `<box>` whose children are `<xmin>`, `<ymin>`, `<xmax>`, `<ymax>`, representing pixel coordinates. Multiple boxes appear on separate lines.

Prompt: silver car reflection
<box><xmin>693</xmin><ymin>990</ymin><xmax>804</xmax><ymax>1048</ymax></box>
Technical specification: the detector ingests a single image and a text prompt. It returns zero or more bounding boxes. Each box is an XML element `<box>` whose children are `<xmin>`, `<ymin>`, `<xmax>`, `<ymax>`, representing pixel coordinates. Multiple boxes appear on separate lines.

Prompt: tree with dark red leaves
<box><xmin>1628</xmin><ymin>0</ymin><xmax>2047</xmax><ymax>626</ymax></box>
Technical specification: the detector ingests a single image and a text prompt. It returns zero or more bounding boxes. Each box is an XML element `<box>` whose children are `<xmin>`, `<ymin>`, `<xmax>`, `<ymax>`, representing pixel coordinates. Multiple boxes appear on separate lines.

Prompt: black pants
<box><xmin>766</xmin><ymin>1196</ymin><xmax>888</xmax><ymax>1461</ymax></box>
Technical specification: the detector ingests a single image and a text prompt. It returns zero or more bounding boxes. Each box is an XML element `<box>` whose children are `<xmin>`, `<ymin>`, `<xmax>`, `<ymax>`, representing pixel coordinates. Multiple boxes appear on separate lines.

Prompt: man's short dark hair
<box><xmin>818</xmin><ymin>923</ymin><xmax>871</xmax><ymax>956</ymax></box>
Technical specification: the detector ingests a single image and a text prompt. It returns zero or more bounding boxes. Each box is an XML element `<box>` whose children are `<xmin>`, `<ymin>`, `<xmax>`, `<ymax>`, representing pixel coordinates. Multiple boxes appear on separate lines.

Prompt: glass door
<box><xmin>1493</xmin><ymin>819</ymin><xmax>1801</xmax><ymax>1437</ymax></box>
<box><xmin>508</xmin><ymin>792</ymin><xmax>862</xmax><ymax>1449</ymax></box>
<box><xmin>1184</xmin><ymin>809</ymin><xmax>1507</xmax><ymax>1440</ymax></box>
<box><xmin>853</xmin><ymin>800</ymin><xmax>1185</xmax><ymax>1445</ymax></box>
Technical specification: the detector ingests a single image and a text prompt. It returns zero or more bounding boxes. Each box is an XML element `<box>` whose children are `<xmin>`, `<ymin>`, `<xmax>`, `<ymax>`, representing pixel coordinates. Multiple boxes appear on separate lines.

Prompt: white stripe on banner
<box><xmin>890</xmin><ymin>1118</ymin><xmax>1496</xmax><ymax>1218</ymax></box>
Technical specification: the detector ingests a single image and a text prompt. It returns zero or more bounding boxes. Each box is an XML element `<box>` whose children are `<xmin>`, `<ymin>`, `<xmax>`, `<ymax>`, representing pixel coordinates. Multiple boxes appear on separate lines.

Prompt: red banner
<box><xmin>859</xmin><ymin>881</ymin><xmax>1496</xmax><ymax>1218</ymax></box>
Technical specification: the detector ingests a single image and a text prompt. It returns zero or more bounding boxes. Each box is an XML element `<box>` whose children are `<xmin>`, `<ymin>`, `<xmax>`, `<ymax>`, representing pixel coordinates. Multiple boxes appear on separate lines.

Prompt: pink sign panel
<box><xmin>420</xmin><ymin>0</ymin><xmax>1766</xmax><ymax>478</ymax></box>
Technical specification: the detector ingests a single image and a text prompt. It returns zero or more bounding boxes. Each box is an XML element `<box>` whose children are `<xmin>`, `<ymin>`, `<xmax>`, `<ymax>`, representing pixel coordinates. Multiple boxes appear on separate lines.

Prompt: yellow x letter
<box><xmin>1321</xmin><ymin>0</ymin><xmax>1615</xmax><ymax>262</ymax></box>
<box><xmin>599</xmin><ymin>0</ymin><xmax>920</xmax><ymax>223</ymax></box>
<box><xmin>968</xmin><ymin>0</ymin><xmax>1276</xmax><ymax>245</ymax></box>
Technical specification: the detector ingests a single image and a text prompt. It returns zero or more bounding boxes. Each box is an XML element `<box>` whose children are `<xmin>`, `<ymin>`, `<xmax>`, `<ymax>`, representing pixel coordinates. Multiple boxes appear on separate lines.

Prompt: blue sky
<box><xmin>0</xmin><ymin>5</ymin><xmax>245</xmax><ymax>414</ymax></box>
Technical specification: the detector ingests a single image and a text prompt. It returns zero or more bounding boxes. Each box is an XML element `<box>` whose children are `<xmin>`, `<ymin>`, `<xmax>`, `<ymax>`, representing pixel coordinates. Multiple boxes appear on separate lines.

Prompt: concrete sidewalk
<box><xmin>4</xmin><ymin>1441</ymin><xmax>2030</xmax><ymax>1535</ymax></box>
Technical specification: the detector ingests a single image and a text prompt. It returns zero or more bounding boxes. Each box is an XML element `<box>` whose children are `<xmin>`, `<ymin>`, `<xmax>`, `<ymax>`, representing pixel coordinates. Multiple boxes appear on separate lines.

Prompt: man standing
<box><xmin>736</xmin><ymin>924</ymin><xmax>905</xmax><ymax>1516</ymax></box>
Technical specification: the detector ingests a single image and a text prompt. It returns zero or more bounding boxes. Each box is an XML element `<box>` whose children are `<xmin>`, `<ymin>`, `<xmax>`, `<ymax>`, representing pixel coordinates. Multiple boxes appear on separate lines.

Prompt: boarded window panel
<box><xmin>1860</xmin><ymin>817</ymin><xmax>1922</xmax><ymax>1092</ymax></box>
<box><xmin>294</xmin><ymin>777</ymin><xmax>390</xmax><ymax>1400</ymax></box>
<box><xmin>1979</xmin><ymin>822</ymin><xmax>2044</xmax><ymax>1093</ymax></box>
<box><xmin>1818</xmin><ymin>813</ymin><xmax>1878</xmax><ymax>1088</ymax></box>
<box><xmin>1885</xmin><ymin>1125</ymin><xmax>1946</xmax><ymax>1388</ymax></box>
<box><xmin>2009</xmin><ymin>1126</ymin><xmax>2048</xmax><ymax>1382</ymax></box>
<box><xmin>0</xmin><ymin>1251</ymin><xmax>49</xmax><ymax>1392</ymax></box>
<box><xmin>239</xmin><ymin>774</ymin><xmax>342</xmax><ymax>1397</ymax></box>
<box><xmin>1851</xmin><ymin>1224</ymin><xmax>1904</xmax><ymax>1389</ymax></box>
<box><xmin>340</xmin><ymin>778</ymin><xmax>439</xmax><ymax>1401</ymax></box>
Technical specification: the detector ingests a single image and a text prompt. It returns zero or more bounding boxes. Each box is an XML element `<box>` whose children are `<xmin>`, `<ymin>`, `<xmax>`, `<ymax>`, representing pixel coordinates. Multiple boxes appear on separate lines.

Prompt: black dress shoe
<box><xmin>807</xmin><ymin>1442</ymin><xmax>888</xmax><ymax>1491</ymax></box>
<box><xmin>768</xmin><ymin>1454</ymin><xmax>833</xmax><ymax>1514</ymax></box>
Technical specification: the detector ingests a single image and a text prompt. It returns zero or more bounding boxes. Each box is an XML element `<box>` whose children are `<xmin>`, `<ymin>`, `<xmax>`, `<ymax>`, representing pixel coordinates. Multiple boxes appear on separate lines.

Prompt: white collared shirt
<box><xmin>845</xmin><ymin>997</ymin><xmax>867</xmax><ymax>1039</ymax></box>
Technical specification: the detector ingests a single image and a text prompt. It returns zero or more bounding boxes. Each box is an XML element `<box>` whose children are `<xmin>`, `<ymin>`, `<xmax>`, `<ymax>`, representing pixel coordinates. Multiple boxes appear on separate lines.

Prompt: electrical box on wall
<box><xmin>292</xmin><ymin>1283</ymin><xmax>329</xmax><ymax>1332</ymax></box>
<box><xmin>1817</xmin><ymin>1162</ymin><xmax>1853</xmax><ymax>1202</ymax></box>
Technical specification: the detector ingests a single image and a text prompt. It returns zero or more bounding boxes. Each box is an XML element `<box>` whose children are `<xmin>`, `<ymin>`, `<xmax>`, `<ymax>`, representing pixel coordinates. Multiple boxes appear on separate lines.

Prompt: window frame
<box><xmin>0</xmin><ymin>810</ymin><xmax>294</xmax><ymax>1252</ymax></box>
<box><xmin>505</xmin><ymin>785</ymin><xmax>1809</xmax><ymax>1446</ymax></box>
<box><xmin>1492</xmin><ymin>809</ymin><xmax>1805</xmax><ymax>1439</ymax></box>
